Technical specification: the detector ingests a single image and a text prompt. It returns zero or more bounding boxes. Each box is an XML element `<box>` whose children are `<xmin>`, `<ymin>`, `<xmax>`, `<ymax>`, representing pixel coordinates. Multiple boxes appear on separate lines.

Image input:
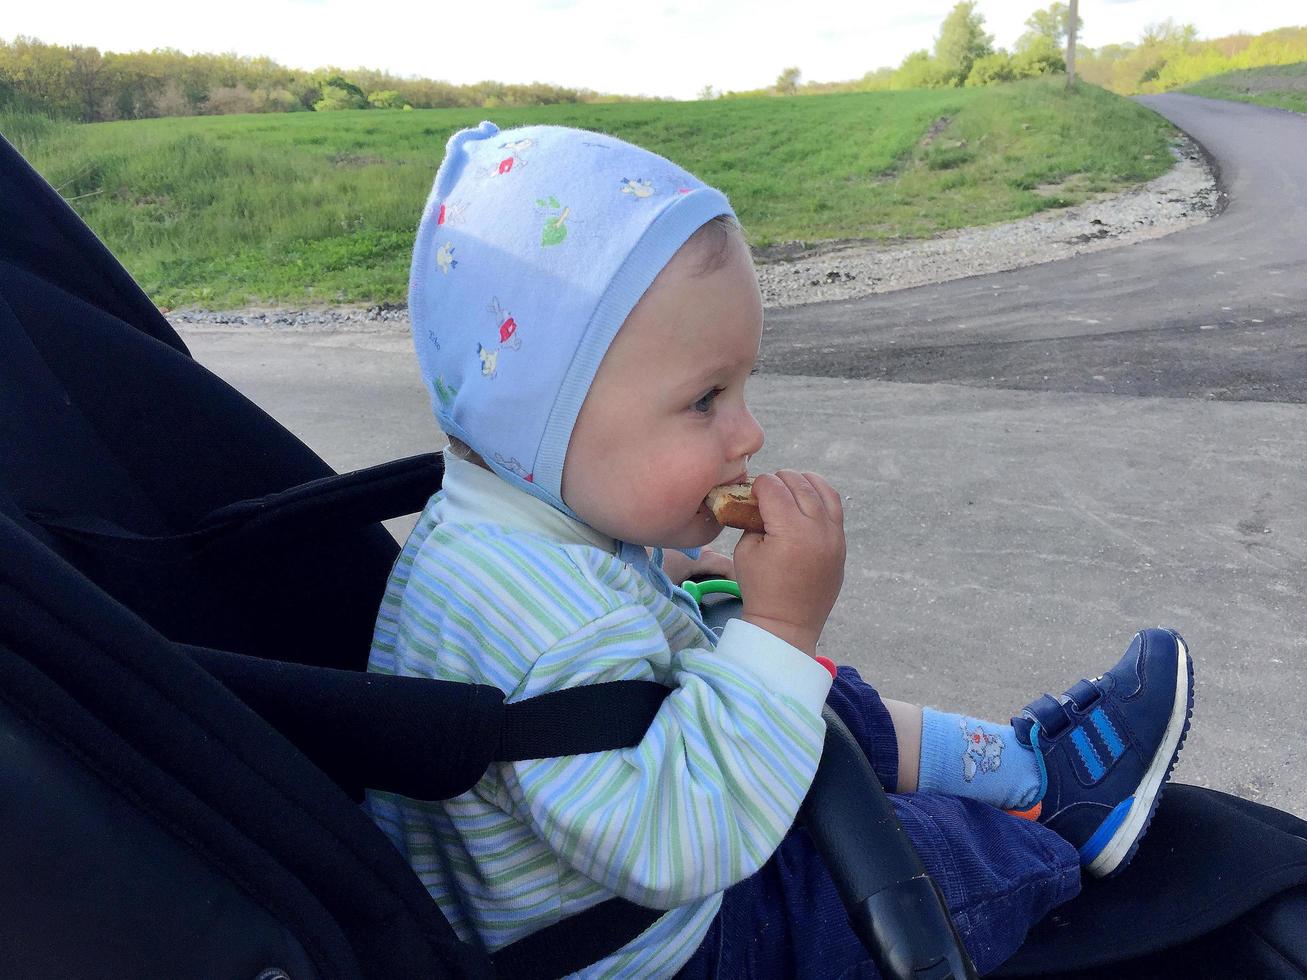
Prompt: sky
<box><xmin>9</xmin><ymin>0</ymin><xmax>1305</xmax><ymax>100</ymax></box>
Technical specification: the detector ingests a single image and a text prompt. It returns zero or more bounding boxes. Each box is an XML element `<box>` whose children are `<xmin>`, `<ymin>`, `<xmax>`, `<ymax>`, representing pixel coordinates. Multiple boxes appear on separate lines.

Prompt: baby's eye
<box><xmin>692</xmin><ymin>388</ymin><xmax>723</xmax><ymax>413</ymax></box>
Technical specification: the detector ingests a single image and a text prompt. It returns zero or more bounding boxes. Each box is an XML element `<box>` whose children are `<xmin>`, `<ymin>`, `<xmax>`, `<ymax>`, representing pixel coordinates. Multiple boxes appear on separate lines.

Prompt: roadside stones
<box><xmin>166</xmin><ymin>305</ymin><xmax>412</xmax><ymax>329</ymax></box>
<box><xmin>808</xmin><ymin>270</ymin><xmax>857</xmax><ymax>286</ymax></box>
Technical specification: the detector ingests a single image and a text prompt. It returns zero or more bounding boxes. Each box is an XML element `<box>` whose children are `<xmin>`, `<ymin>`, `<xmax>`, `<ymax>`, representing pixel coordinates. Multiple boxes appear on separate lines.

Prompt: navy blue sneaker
<box><xmin>1011</xmin><ymin>628</ymin><xmax>1194</xmax><ymax>878</ymax></box>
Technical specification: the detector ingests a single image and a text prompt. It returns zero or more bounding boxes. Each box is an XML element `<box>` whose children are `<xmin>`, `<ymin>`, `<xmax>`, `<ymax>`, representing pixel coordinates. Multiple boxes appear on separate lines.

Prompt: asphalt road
<box><xmin>759</xmin><ymin>94</ymin><xmax>1307</xmax><ymax>404</ymax></box>
<box><xmin>181</xmin><ymin>95</ymin><xmax>1306</xmax><ymax>818</ymax></box>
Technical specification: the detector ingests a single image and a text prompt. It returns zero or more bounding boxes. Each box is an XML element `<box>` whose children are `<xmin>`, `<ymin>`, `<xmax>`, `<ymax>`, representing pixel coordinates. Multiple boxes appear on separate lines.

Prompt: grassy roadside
<box><xmin>1183</xmin><ymin>63</ymin><xmax>1307</xmax><ymax>115</ymax></box>
<box><xmin>4</xmin><ymin>78</ymin><xmax>1176</xmax><ymax>308</ymax></box>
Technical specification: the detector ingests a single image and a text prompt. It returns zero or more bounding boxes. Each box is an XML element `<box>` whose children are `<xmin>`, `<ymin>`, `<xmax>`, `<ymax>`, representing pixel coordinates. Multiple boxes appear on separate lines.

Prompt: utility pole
<box><xmin>1066</xmin><ymin>0</ymin><xmax>1079</xmax><ymax>88</ymax></box>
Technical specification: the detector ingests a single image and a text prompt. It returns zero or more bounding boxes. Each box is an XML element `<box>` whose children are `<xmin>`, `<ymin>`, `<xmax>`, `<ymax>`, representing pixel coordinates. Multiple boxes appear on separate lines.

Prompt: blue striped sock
<box><xmin>917</xmin><ymin>707</ymin><xmax>1042</xmax><ymax>810</ymax></box>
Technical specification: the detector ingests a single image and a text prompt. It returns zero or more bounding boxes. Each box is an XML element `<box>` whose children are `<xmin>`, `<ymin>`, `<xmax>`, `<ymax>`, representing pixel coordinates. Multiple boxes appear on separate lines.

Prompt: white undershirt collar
<box><xmin>435</xmin><ymin>454</ymin><xmax>618</xmax><ymax>555</ymax></box>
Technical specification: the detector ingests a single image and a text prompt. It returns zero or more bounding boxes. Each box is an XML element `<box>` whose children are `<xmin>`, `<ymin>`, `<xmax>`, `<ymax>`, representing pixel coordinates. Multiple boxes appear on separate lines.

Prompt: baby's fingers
<box><xmin>803</xmin><ymin>472</ymin><xmax>844</xmax><ymax>525</ymax></box>
<box><xmin>749</xmin><ymin>472</ymin><xmax>794</xmax><ymax>522</ymax></box>
<box><xmin>775</xmin><ymin>470</ymin><xmax>827</xmax><ymax>519</ymax></box>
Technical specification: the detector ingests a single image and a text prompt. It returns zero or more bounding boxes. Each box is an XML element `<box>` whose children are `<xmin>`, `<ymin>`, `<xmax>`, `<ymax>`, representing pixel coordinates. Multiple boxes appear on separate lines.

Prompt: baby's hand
<box><xmin>733</xmin><ymin>471</ymin><xmax>845</xmax><ymax>657</ymax></box>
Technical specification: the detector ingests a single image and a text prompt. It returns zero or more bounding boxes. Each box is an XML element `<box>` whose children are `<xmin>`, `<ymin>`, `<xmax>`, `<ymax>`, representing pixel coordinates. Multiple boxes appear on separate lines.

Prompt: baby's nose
<box><xmin>738</xmin><ymin>409</ymin><xmax>765</xmax><ymax>459</ymax></box>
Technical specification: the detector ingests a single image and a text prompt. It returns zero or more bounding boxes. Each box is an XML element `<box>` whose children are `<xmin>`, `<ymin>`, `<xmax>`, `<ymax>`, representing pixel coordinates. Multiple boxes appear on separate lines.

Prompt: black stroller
<box><xmin>2</xmin><ymin>130</ymin><xmax>1305</xmax><ymax>979</ymax></box>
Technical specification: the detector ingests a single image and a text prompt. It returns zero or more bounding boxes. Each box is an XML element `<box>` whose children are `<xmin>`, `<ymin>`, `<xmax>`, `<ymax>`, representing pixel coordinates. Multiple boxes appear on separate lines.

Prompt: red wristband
<box><xmin>815</xmin><ymin>655</ymin><xmax>838</xmax><ymax>679</ymax></box>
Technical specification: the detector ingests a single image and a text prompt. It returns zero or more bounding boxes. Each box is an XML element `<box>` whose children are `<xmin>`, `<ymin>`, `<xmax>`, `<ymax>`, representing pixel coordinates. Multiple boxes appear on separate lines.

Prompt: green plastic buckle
<box><xmin>679</xmin><ymin>578</ymin><xmax>741</xmax><ymax>605</ymax></box>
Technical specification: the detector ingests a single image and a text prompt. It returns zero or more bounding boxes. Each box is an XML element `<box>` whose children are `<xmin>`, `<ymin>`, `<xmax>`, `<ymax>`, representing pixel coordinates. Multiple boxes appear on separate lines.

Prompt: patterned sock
<box><xmin>916</xmin><ymin>707</ymin><xmax>1043</xmax><ymax>810</ymax></box>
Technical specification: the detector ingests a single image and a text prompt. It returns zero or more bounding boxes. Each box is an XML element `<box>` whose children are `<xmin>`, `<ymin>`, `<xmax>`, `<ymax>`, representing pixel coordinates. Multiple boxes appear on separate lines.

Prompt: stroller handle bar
<box><xmin>805</xmin><ymin>706</ymin><xmax>979</xmax><ymax>980</ymax></box>
<box><xmin>698</xmin><ymin>589</ymin><xmax>979</xmax><ymax>979</ymax></box>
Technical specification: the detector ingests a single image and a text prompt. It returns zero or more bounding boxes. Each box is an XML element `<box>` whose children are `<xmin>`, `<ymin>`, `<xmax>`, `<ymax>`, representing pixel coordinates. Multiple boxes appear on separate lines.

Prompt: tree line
<box><xmin>878</xmin><ymin>1</ymin><xmax>1073</xmax><ymax>90</ymax></box>
<box><xmin>0</xmin><ymin>36</ymin><xmax>637</xmax><ymax>122</ymax></box>
<box><xmin>1077</xmin><ymin>22</ymin><xmax>1307</xmax><ymax>93</ymax></box>
<box><xmin>713</xmin><ymin>4</ymin><xmax>1305</xmax><ymax>100</ymax></box>
<box><xmin>710</xmin><ymin>2</ymin><xmax>1075</xmax><ymax>99</ymax></box>
<box><xmin>5</xmin><ymin>5</ymin><xmax>1306</xmax><ymax>123</ymax></box>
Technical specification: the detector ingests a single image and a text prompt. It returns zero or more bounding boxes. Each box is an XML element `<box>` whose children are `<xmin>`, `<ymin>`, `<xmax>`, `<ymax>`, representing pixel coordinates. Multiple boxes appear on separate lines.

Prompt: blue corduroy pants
<box><xmin>678</xmin><ymin>667</ymin><xmax>1081</xmax><ymax>978</ymax></box>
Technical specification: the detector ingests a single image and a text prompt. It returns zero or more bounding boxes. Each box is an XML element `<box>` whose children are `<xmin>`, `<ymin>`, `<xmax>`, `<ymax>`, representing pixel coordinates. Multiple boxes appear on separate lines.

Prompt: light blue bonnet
<box><xmin>409</xmin><ymin>121</ymin><xmax>735</xmax><ymax>519</ymax></box>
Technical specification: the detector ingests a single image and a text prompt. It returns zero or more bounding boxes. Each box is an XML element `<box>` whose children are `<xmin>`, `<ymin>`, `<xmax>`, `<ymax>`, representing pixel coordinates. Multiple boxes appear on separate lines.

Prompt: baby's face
<box><xmin>563</xmin><ymin>227</ymin><xmax>765</xmax><ymax>548</ymax></box>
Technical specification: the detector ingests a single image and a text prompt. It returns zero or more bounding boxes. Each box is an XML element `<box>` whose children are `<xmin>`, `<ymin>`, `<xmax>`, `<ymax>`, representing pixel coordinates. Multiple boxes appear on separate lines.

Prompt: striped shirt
<box><xmin>366</xmin><ymin>456</ymin><xmax>832</xmax><ymax>977</ymax></box>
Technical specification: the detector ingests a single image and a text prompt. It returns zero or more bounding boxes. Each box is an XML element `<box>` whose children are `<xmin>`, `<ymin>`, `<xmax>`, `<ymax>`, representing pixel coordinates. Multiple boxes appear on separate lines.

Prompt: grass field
<box><xmin>1183</xmin><ymin>62</ymin><xmax>1307</xmax><ymax>115</ymax></box>
<box><xmin>3</xmin><ymin>78</ymin><xmax>1176</xmax><ymax>308</ymax></box>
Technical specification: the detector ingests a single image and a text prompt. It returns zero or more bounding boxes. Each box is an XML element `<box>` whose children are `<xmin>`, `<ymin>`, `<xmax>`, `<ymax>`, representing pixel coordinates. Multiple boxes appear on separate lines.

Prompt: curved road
<box><xmin>760</xmin><ymin>94</ymin><xmax>1307</xmax><ymax>403</ymax></box>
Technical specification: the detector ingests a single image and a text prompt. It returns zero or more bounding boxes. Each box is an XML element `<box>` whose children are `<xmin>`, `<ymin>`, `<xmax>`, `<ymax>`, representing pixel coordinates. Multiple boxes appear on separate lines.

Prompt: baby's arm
<box><xmin>505</xmin><ymin>602</ymin><xmax>832</xmax><ymax>910</ymax></box>
<box><xmin>504</xmin><ymin>471</ymin><xmax>846</xmax><ymax>907</ymax></box>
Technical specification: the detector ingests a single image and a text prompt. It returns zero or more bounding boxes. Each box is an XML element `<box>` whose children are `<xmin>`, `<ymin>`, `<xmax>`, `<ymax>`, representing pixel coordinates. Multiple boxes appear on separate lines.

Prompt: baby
<box><xmin>366</xmin><ymin>122</ymin><xmax>1194</xmax><ymax>977</ymax></box>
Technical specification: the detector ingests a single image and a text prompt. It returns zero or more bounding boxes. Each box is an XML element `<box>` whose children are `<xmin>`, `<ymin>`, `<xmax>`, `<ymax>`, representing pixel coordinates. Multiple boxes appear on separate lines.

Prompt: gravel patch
<box><xmin>169</xmin><ymin>302</ymin><xmax>411</xmax><ymax>331</ymax></box>
<box><xmin>166</xmin><ymin>135</ymin><xmax>1219</xmax><ymax>332</ymax></box>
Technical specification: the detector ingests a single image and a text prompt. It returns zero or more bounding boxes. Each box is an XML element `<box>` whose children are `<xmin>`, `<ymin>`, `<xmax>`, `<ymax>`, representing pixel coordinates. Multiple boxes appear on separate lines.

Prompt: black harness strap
<box><xmin>189</xmin><ymin>652</ymin><xmax>676</xmax><ymax>977</ymax></box>
<box><xmin>497</xmin><ymin>680</ymin><xmax>672</xmax><ymax>760</ymax></box>
<box><xmin>189</xmin><ymin>649</ymin><xmax>673</xmax><ymax>801</ymax></box>
<box><xmin>28</xmin><ymin>453</ymin><xmax>445</xmax><ymax>562</ymax></box>
<box><xmin>490</xmin><ymin>897</ymin><xmax>665</xmax><ymax>979</ymax></box>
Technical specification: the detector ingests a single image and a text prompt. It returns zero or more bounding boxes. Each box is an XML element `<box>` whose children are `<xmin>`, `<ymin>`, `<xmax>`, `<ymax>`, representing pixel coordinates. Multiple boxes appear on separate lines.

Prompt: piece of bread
<box><xmin>705</xmin><ymin>480</ymin><xmax>764</xmax><ymax>533</ymax></box>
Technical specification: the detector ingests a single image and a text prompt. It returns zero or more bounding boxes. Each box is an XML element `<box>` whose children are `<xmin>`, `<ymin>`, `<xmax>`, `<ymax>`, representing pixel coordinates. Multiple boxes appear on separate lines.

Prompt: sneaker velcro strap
<box><xmin>1064</xmin><ymin>679</ymin><xmax>1102</xmax><ymax>712</ymax></box>
<box><xmin>1028</xmin><ymin>694</ymin><xmax>1073</xmax><ymax>739</ymax></box>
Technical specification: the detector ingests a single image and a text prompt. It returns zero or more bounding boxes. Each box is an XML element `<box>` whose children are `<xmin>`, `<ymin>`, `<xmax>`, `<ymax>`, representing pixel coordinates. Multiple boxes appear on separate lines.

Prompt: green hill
<box><xmin>2</xmin><ymin>78</ymin><xmax>1175</xmax><ymax>308</ymax></box>
<box><xmin>1183</xmin><ymin>62</ymin><xmax>1307</xmax><ymax>114</ymax></box>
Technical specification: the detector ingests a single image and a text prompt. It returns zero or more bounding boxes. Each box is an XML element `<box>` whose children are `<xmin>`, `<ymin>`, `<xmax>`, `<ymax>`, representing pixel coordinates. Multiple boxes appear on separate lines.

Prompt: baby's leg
<box><xmin>884</xmin><ymin>699</ymin><xmax>922</xmax><ymax>792</ymax></box>
<box><xmin>824</xmin><ymin>669</ymin><xmax>1034</xmax><ymax>803</ymax></box>
<box><xmin>886</xmin><ymin>628</ymin><xmax>1195</xmax><ymax>879</ymax></box>
<box><xmin>887</xmin><ymin>699</ymin><xmax>1028</xmax><ymax>803</ymax></box>
<box><xmin>826</xmin><ymin>670</ymin><xmax>1037</xmax><ymax>805</ymax></box>
<box><xmin>823</xmin><ymin>666</ymin><xmax>902</xmax><ymax>792</ymax></box>
<box><xmin>894</xmin><ymin>699</ymin><xmax>1045</xmax><ymax>810</ymax></box>
<box><xmin>678</xmin><ymin>792</ymin><xmax>1080</xmax><ymax>979</ymax></box>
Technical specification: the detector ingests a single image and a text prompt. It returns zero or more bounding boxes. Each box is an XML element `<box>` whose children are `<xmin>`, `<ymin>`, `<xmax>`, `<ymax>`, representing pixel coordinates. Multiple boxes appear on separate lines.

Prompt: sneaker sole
<box><xmin>1085</xmin><ymin>634</ymin><xmax>1194</xmax><ymax>878</ymax></box>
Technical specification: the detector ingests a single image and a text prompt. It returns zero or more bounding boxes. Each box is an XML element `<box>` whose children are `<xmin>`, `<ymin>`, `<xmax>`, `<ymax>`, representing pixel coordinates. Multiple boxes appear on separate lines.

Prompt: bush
<box><xmin>314</xmin><ymin>74</ymin><xmax>370</xmax><ymax>111</ymax></box>
<box><xmin>775</xmin><ymin>67</ymin><xmax>801</xmax><ymax>96</ymax></box>
<box><xmin>966</xmin><ymin>52</ymin><xmax>1015</xmax><ymax>86</ymax></box>
<box><xmin>254</xmin><ymin>87</ymin><xmax>302</xmax><ymax>112</ymax></box>
<box><xmin>1012</xmin><ymin>35</ymin><xmax>1066</xmax><ymax>78</ymax></box>
<box><xmin>368</xmin><ymin>89</ymin><xmax>408</xmax><ymax>109</ymax></box>
<box><xmin>893</xmin><ymin>50</ymin><xmax>956</xmax><ymax>89</ymax></box>
<box><xmin>291</xmin><ymin>79</ymin><xmax>323</xmax><ymax>111</ymax></box>
<box><xmin>150</xmin><ymin>79</ymin><xmax>195</xmax><ymax>117</ymax></box>
<box><xmin>315</xmin><ymin>83</ymin><xmax>367</xmax><ymax>111</ymax></box>
<box><xmin>204</xmin><ymin>85</ymin><xmax>259</xmax><ymax>115</ymax></box>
